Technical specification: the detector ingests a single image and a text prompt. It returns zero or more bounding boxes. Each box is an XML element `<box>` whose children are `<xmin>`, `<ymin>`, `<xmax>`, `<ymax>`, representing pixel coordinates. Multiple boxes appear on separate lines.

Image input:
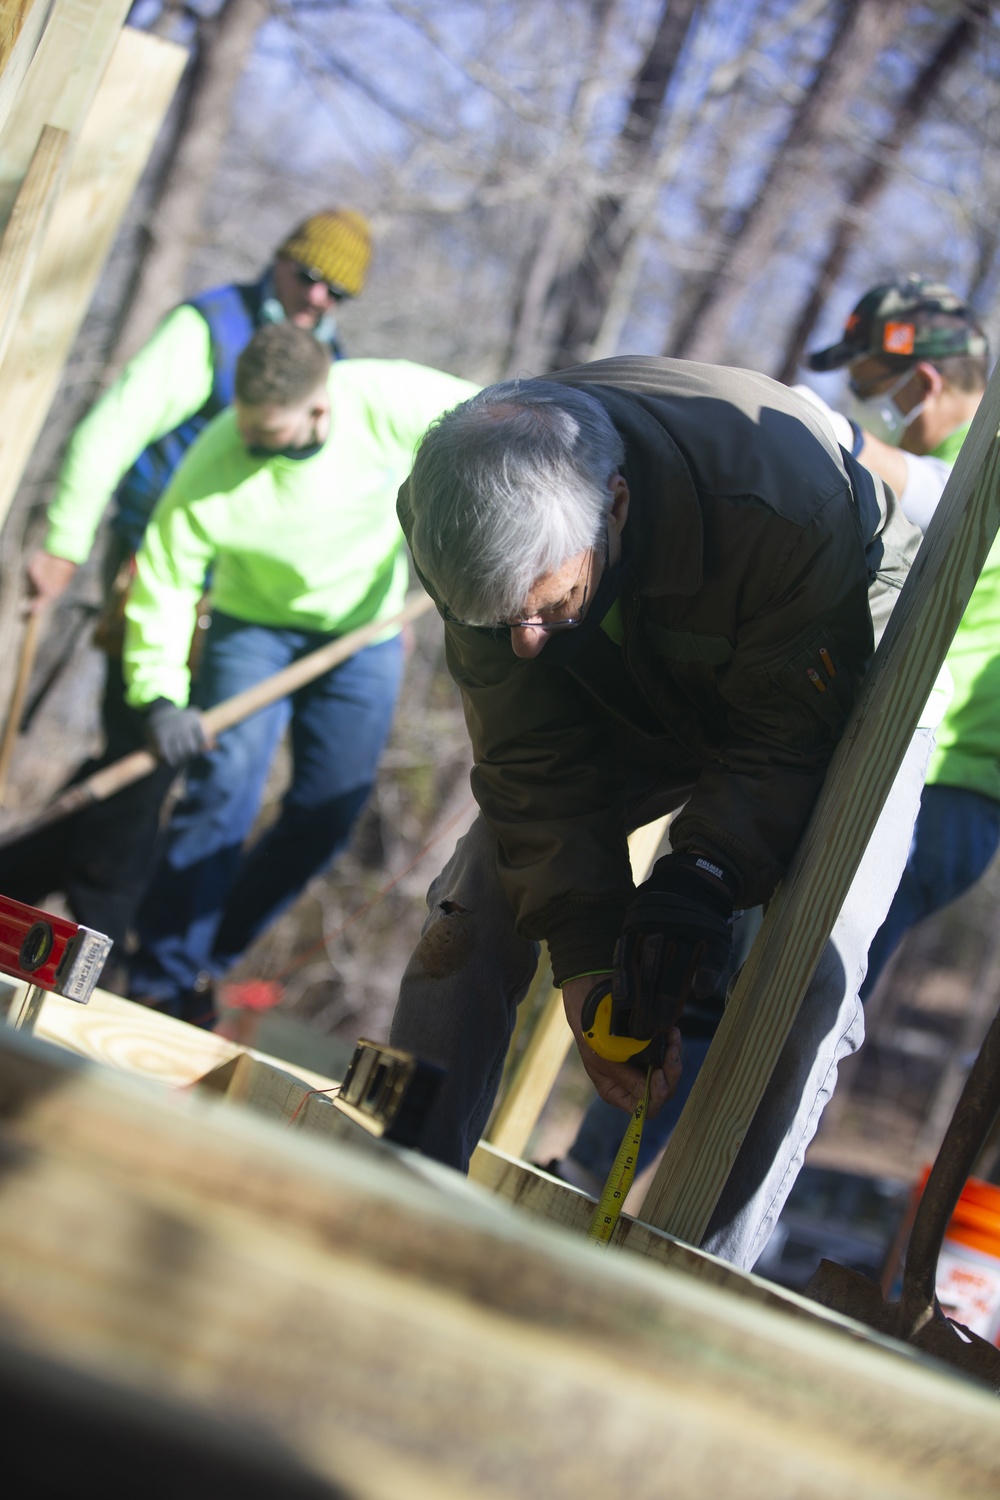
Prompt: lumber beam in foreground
<box><xmin>1</xmin><ymin>1026</ymin><xmax>999</xmax><ymax>1499</ymax></box>
<box><xmin>644</xmin><ymin>369</ymin><xmax>1000</xmax><ymax>1246</ymax></box>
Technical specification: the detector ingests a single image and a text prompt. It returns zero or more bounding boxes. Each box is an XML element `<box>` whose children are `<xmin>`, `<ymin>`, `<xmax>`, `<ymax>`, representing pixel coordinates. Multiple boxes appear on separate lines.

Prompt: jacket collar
<box><xmin>551</xmin><ymin>378</ymin><xmax>704</xmax><ymax>599</ymax></box>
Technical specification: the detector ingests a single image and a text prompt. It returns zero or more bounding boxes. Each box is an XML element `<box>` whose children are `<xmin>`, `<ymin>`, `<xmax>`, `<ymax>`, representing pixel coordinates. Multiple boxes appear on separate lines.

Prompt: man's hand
<box><xmin>613</xmin><ymin>852</ymin><xmax>735</xmax><ymax>1043</ymax></box>
<box><xmin>145</xmin><ymin>698</ymin><xmax>209</xmax><ymax>767</ymax></box>
<box><xmin>563</xmin><ymin>974</ymin><xmax>681</xmax><ymax>1117</ymax></box>
<box><xmin>25</xmin><ymin>550</ymin><xmax>77</xmax><ymax>614</ymax></box>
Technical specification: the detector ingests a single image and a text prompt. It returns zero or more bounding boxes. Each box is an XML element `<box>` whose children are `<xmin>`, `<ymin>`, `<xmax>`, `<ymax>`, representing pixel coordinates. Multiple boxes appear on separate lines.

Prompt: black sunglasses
<box><xmin>294</xmin><ymin>264</ymin><xmax>350</xmax><ymax>301</ymax></box>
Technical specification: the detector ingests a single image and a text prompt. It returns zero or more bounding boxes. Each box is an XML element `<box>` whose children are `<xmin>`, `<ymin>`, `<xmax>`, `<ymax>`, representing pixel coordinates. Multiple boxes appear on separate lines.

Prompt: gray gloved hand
<box><xmin>145</xmin><ymin>697</ymin><xmax>208</xmax><ymax>768</ymax></box>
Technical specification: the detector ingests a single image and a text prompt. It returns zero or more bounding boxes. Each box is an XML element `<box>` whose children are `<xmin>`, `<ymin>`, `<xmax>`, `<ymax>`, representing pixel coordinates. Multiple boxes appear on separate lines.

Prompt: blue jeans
<box><xmin>129</xmin><ymin>611</ymin><xmax>403</xmax><ymax>1014</ymax></box>
<box><xmin>861</xmin><ymin>782</ymin><xmax>1000</xmax><ymax>1000</ymax></box>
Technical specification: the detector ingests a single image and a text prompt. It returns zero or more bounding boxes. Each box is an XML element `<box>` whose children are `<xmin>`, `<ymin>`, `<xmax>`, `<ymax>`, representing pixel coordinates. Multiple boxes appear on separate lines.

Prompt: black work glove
<box><xmin>144</xmin><ymin>697</ymin><xmax>208</xmax><ymax>768</ymax></box>
<box><xmin>612</xmin><ymin>851</ymin><xmax>736</xmax><ymax>1045</ymax></box>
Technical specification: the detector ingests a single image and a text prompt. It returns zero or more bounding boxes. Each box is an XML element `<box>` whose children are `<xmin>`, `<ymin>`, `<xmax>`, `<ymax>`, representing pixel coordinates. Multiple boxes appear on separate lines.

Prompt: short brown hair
<box><xmin>235</xmin><ymin>323</ymin><xmax>330</xmax><ymax>406</ymax></box>
<box><xmin>934</xmin><ymin>352</ymin><xmax>989</xmax><ymax>394</ymax></box>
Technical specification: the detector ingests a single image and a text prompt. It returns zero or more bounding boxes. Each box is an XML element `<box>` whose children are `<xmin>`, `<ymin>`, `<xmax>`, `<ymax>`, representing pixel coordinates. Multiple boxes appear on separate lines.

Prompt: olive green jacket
<box><xmin>398</xmin><ymin>356</ymin><xmax>920</xmax><ymax>983</ymax></box>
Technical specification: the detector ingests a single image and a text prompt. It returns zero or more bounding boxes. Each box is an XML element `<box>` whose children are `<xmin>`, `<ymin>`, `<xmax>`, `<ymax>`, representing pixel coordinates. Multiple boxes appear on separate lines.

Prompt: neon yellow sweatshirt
<box><xmin>123</xmin><ymin>358</ymin><xmax>477</xmax><ymax>708</ymax></box>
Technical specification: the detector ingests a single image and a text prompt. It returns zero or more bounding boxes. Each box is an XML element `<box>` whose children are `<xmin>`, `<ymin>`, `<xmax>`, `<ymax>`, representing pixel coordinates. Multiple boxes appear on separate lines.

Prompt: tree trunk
<box><xmin>106</xmin><ymin>0</ymin><xmax>268</xmax><ymax>371</ymax></box>
<box><xmin>501</xmin><ymin>0</ymin><xmax>618</xmax><ymax>378</ymax></box>
<box><xmin>542</xmin><ymin>0</ymin><xmax>702</xmax><ymax>372</ymax></box>
<box><xmin>667</xmin><ymin>0</ymin><xmax>906</xmax><ymax>365</ymax></box>
<box><xmin>775</xmin><ymin>4</ymin><xmax>987</xmax><ymax>385</ymax></box>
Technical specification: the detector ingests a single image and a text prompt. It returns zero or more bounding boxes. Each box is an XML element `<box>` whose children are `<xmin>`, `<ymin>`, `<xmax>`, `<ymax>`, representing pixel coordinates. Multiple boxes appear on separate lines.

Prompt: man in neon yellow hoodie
<box><xmin>0</xmin><ymin>209</ymin><xmax>372</xmax><ymax>964</ymax></box>
<box><xmin>123</xmin><ymin>323</ymin><xmax>476</xmax><ymax>1021</ymax></box>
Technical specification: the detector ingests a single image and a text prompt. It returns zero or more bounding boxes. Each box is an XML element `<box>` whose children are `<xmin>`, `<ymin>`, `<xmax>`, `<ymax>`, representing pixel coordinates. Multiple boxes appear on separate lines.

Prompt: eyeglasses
<box><xmin>294</xmin><ymin>264</ymin><xmax>350</xmax><ymax>301</ymax></box>
<box><xmin>445</xmin><ymin>535</ymin><xmax>604</xmax><ymax>633</ymax></box>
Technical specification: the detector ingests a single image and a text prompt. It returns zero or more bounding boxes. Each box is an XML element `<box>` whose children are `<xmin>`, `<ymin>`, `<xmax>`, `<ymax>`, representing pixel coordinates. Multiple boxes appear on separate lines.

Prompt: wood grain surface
<box><xmin>2</xmin><ymin>1025</ymin><xmax>999</xmax><ymax>1498</ymax></box>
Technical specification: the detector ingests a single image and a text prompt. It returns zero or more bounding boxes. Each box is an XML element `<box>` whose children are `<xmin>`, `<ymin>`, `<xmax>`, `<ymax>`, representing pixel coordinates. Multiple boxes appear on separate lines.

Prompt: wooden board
<box><xmin>0</xmin><ymin>123</ymin><xmax>68</xmax><ymax>368</ymax></box>
<box><xmin>0</xmin><ymin>0</ymin><xmax>129</xmax><ymax>228</ymax></box>
<box><xmin>34</xmin><ymin>985</ymin><xmax>243</xmax><ymax>1086</ymax></box>
<box><xmin>469</xmin><ymin>1140</ymin><xmax>877</xmax><ymax>1328</ymax></box>
<box><xmin>31</xmin><ymin>983</ymin><xmax>338</xmax><ymax>1091</ymax></box>
<box><xmin>643</xmin><ymin>359</ymin><xmax>1000</xmax><ymax>1246</ymax></box>
<box><xmin>0</xmin><ymin>0</ymin><xmax>52</xmax><ymax>140</ymax></box>
<box><xmin>0</xmin><ymin>23</ymin><xmax>185</xmax><ymax>531</ymax></box>
<box><xmin>2</xmin><ymin>1025</ymin><xmax>1000</xmax><ymax>1498</ymax></box>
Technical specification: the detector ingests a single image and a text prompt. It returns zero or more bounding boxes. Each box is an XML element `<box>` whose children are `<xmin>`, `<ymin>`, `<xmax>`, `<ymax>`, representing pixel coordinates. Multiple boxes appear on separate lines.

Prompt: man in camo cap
<box><xmin>802</xmin><ymin>275</ymin><xmax>997</xmax><ymax>999</ymax></box>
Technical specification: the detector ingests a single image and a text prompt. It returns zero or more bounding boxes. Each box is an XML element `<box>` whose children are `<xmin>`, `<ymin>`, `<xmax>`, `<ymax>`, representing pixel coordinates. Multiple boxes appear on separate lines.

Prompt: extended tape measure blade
<box><xmin>587</xmin><ymin>1067</ymin><xmax>651</xmax><ymax>1246</ymax></box>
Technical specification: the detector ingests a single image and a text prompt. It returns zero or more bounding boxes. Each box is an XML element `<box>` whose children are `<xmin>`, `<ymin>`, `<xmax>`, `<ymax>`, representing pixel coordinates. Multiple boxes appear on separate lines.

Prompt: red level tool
<box><xmin>0</xmin><ymin>892</ymin><xmax>112</xmax><ymax>1032</ymax></box>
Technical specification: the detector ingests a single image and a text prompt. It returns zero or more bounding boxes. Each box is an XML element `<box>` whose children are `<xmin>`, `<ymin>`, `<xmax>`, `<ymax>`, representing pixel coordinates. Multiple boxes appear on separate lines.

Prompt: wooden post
<box><xmin>0</xmin><ymin>125</ymin><xmax>69</xmax><ymax>370</ymax></box>
<box><xmin>0</xmin><ymin>0</ymin><xmax>130</xmax><ymax>230</ymax></box>
<box><xmin>0</xmin><ymin>24</ymin><xmax>185</xmax><ymax>534</ymax></box>
<box><xmin>485</xmin><ymin>814</ymin><xmax>671</xmax><ymax>1158</ymax></box>
<box><xmin>642</xmin><ymin>364</ymin><xmax>1000</xmax><ymax>1247</ymax></box>
<box><xmin>0</xmin><ymin>0</ymin><xmax>52</xmax><ymax>140</ymax></box>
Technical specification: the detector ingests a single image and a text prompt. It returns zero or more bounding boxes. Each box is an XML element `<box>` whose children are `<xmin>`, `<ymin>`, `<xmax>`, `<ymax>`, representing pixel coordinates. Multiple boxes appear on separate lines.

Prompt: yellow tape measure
<box><xmin>586</xmin><ymin>1066</ymin><xmax>651</xmax><ymax>1246</ymax></box>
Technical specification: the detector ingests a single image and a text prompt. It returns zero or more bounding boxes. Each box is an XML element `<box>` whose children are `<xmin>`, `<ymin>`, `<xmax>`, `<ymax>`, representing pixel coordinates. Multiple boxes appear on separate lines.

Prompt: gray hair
<box><xmin>407</xmin><ymin>379</ymin><xmax>625</xmax><ymax>625</ymax></box>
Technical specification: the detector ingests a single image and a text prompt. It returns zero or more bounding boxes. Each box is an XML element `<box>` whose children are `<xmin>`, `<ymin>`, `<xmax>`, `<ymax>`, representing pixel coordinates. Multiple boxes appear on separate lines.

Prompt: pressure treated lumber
<box><xmin>0</xmin><ymin>0</ymin><xmax>130</xmax><ymax>228</ymax></box>
<box><xmin>485</xmin><ymin>813</ymin><xmax>671</xmax><ymax>1157</ymax></box>
<box><xmin>180</xmin><ymin>1038</ymin><xmax>981</xmax><ymax>1346</ymax></box>
<box><xmin>30</xmin><ymin>983</ymin><xmax>337</xmax><ymax>1091</ymax></box>
<box><xmin>0</xmin><ymin>591</ymin><xmax>435</xmax><ymax>849</ymax></box>
<box><xmin>468</xmin><ymin>1141</ymin><xmax>870</xmax><ymax>1327</ymax></box>
<box><xmin>643</xmin><ymin>358</ymin><xmax>1000</xmax><ymax>1247</ymax></box>
<box><xmin>0</xmin><ymin>24</ymin><xmax>185</xmax><ymax>532</ymax></box>
<box><xmin>0</xmin><ymin>0</ymin><xmax>51</xmax><ymax>140</ymax></box>
<box><xmin>0</xmin><ymin>1334</ymin><xmax>343</xmax><ymax>1498</ymax></box>
<box><xmin>33</xmin><ymin>984</ymin><xmax>242</xmax><ymax>1085</ymax></box>
<box><xmin>2</xmin><ymin>1027</ymin><xmax>1000</xmax><ymax>1499</ymax></box>
<box><xmin>0</xmin><ymin>125</ymin><xmax>69</xmax><ymax>371</ymax></box>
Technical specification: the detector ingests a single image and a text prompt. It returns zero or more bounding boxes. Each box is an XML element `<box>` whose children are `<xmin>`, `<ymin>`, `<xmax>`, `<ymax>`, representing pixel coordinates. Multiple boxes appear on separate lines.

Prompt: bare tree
<box><xmin>776</xmin><ymin>1</ymin><xmax>988</xmax><ymax>384</ymax></box>
<box><xmin>666</xmin><ymin>0</ymin><xmax>907</xmax><ymax>365</ymax></box>
<box><xmin>538</xmin><ymin>0</ymin><xmax>703</xmax><ymax>373</ymax></box>
<box><xmin>107</xmin><ymin>0</ymin><xmax>270</xmax><ymax>369</ymax></box>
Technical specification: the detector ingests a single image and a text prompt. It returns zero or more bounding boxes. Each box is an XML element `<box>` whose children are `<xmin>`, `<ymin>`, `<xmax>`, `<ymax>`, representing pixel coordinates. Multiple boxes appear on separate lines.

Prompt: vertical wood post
<box><xmin>0</xmin><ymin>124</ymin><xmax>69</xmax><ymax>368</ymax></box>
<box><xmin>0</xmin><ymin>0</ymin><xmax>51</xmax><ymax>139</ymax></box>
<box><xmin>642</xmin><ymin>367</ymin><xmax>1000</xmax><ymax>1245</ymax></box>
<box><xmin>0</xmin><ymin>0</ymin><xmax>130</xmax><ymax>231</ymax></box>
<box><xmin>0</xmin><ymin>25</ymin><xmax>186</xmax><ymax>533</ymax></box>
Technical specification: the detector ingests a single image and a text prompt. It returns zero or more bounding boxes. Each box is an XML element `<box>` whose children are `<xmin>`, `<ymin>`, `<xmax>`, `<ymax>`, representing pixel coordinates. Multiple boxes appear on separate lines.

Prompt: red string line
<box><xmin>287</xmin><ymin>1083</ymin><xmax>341</xmax><ymax>1127</ymax></box>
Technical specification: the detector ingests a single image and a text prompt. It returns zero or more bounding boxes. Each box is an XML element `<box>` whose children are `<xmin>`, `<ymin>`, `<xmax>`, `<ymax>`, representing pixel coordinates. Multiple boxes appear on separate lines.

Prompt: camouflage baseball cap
<box><xmin>807</xmin><ymin>276</ymin><xmax>989</xmax><ymax>371</ymax></box>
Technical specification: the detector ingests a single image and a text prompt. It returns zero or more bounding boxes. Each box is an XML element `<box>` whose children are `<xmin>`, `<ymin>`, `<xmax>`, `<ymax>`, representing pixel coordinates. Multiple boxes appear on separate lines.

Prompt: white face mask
<box><xmin>849</xmin><ymin>366</ymin><xmax>925</xmax><ymax>447</ymax></box>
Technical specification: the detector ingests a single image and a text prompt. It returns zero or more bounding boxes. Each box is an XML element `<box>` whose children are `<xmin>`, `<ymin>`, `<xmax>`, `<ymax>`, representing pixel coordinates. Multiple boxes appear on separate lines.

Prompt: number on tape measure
<box><xmin>587</xmin><ymin>1067</ymin><xmax>652</xmax><ymax>1246</ymax></box>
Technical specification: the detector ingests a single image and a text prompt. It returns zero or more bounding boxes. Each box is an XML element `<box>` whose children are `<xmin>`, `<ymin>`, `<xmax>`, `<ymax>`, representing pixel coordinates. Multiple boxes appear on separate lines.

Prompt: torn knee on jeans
<box><xmin>407</xmin><ymin>900</ymin><xmax>474</xmax><ymax>978</ymax></box>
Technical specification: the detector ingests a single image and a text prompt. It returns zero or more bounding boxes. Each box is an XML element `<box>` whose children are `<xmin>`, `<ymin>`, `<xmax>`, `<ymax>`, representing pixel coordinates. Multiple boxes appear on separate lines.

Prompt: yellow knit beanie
<box><xmin>277</xmin><ymin>209</ymin><xmax>373</xmax><ymax>298</ymax></box>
